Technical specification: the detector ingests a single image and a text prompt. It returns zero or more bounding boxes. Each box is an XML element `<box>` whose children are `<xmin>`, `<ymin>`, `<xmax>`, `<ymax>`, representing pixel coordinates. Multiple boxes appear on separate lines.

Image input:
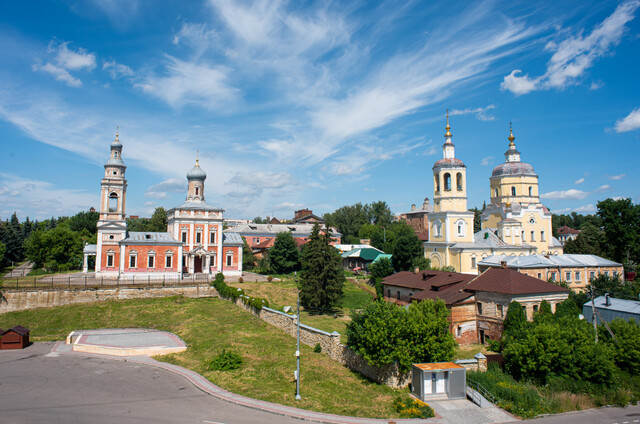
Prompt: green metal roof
<box><xmin>341</xmin><ymin>247</ymin><xmax>384</xmax><ymax>261</ymax></box>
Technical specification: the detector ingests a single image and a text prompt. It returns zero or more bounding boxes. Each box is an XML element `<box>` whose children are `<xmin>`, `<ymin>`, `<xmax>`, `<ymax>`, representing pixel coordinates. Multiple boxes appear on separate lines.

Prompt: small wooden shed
<box><xmin>0</xmin><ymin>325</ymin><xmax>30</xmax><ymax>349</ymax></box>
<box><xmin>412</xmin><ymin>362</ymin><xmax>466</xmax><ymax>400</ymax></box>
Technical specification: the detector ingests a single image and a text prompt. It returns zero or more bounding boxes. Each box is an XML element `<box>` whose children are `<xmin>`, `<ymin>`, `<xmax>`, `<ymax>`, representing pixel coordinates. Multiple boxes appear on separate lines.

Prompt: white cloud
<box><xmin>137</xmin><ymin>55</ymin><xmax>237</xmax><ymax>111</ymax></box>
<box><xmin>596</xmin><ymin>184</ymin><xmax>611</xmax><ymax>192</ymax></box>
<box><xmin>481</xmin><ymin>156</ymin><xmax>494</xmax><ymax>166</ymax></box>
<box><xmin>145</xmin><ymin>178</ymin><xmax>186</xmax><ymax>198</ymax></box>
<box><xmin>614</xmin><ymin>107</ymin><xmax>640</xmax><ymax>133</ymax></box>
<box><xmin>541</xmin><ymin>189</ymin><xmax>589</xmax><ymax>200</ymax></box>
<box><xmin>608</xmin><ymin>173</ymin><xmax>626</xmax><ymax>180</ymax></box>
<box><xmin>426</xmin><ymin>146</ymin><xmax>438</xmax><ymax>156</ymax></box>
<box><xmin>589</xmin><ymin>80</ymin><xmax>603</xmax><ymax>90</ymax></box>
<box><xmin>33</xmin><ymin>40</ymin><xmax>96</xmax><ymax>87</ymax></box>
<box><xmin>103</xmin><ymin>60</ymin><xmax>134</xmax><ymax>79</ymax></box>
<box><xmin>574</xmin><ymin>177</ymin><xmax>585</xmax><ymax>185</ymax></box>
<box><xmin>229</xmin><ymin>171</ymin><xmax>295</xmax><ymax>189</ymax></box>
<box><xmin>273</xmin><ymin>201</ymin><xmax>304</xmax><ymax>211</ymax></box>
<box><xmin>574</xmin><ymin>204</ymin><xmax>596</xmax><ymax>213</ymax></box>
<box><xmin>0</xmin><ymin>172</ymin><xmax>98</xmax><ymax>220</ymax></box>
<box><xmin>502</xmin><ymin>1</ymin><xmax>640</xmax><ymax>95</ymax></box>
<box><xmin>450</xmin><ymin>104</ymin><xmax>496</xmax><ymax>121</ymax></box>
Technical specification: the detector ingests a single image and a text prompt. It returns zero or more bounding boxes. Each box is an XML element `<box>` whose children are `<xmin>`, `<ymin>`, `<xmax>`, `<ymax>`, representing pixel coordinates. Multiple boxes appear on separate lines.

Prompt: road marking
<box><xmin>203</xmin><ymin>421</ymin><xmax>225</xmax><ymax>424</ymax></box>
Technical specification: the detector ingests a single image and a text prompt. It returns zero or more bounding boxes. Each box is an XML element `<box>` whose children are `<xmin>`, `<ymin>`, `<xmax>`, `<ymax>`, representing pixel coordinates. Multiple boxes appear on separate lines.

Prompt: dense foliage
<box><xmin>0</xmin><ymin>212</ymin><xmax>37</xmax><ymax>266</ymax></box>
<box><xmin>126</xmin><ymin>207</ymin><xmax>168</xmax><ymax>232</ymax></box>
<box><xmin>268</xmin><ymin>231</ymin><xmax>300</xmax><ymax>274</ymax></box>
<box><xmin>392</xmin><ymin>234</ymin><xmax>422</xmax><ymax>271</ymax></box>
<box><xmin>369</xmin><ymin>257</ymin><xmax>394</xmax><ymax>282</ymax></box>
<box><xmin>298</xmin><ymin>224</ymin><xmax>345</xmax><ymax>310</ymax></box>
<box><xmin>587</xmin><ymin>274</ymin><xmax>640</xmax><ymax>301</ymax></box>
<box><xmin>346</xmin><ymin>300</ymin><xmax>456</xmax><ymax>373</ymax></box>
<box><xmin>323</xmin><ymin>201</ymin><xmax>393</xmax><ymax>244</ymax></box>
<box><xmin>209</xmin><ymin>349</ymin><xmax>243</xmax><ymax>371</ymax></box>
<box><xmin>392</xmin><ymin>395</ymin><xmax>435</xmax><ymax>418</ymax></box>
<box><xmin>242</xmin><ymin>237</ymin><xmax>256</xmax><ymax>270</ymax></box>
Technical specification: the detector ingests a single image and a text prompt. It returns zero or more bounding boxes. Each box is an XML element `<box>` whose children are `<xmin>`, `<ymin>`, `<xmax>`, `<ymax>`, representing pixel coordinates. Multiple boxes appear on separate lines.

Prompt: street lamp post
<box><xmin>295</xmin><ymin>271</ymin><xmax>301</xmax><ymax>400</ymax></box>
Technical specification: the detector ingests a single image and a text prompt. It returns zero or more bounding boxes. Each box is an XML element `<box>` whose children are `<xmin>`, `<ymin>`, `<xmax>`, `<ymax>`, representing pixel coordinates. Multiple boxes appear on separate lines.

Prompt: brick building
<box><xmin>83</xmin><ymin>132</ymin><xmax>242</xmax><ymax>278</ymax></box>
<box><xmin>397</xmin><ymin>198</ymin><xmax>433</xmax><ymax>241</ymax></box>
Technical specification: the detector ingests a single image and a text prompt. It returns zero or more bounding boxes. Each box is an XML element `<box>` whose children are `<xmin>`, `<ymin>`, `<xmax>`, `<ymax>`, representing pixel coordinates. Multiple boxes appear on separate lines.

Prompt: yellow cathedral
<box><xmin>424</xmin><ymin>114</ymin><xmax>563</xmax><ymax>274</ymax></box>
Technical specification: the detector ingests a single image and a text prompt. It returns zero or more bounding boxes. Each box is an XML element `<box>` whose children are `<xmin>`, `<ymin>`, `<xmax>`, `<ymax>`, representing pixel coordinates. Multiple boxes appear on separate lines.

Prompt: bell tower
<box><xmin>432</xmin><ymin>111</ymin><xmax>468</xmax><ymax>213</ymax></box>
<box><xmin>96</xmin><ymin>129</ymin><xmax>128</xmax><ymax>274</ymax></box>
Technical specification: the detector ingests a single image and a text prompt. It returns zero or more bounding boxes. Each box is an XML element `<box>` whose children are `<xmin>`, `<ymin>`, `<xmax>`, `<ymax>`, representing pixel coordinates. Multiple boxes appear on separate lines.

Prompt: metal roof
<box><xmin>234</xmin><ymin>223</ymin><xmax>341</xmax><ymax>237</ymax></box>
<box><xmin>122</xmin><ymin>232</ymin><xmax>181</xmax><ymax>244</ymax></box>
<box><xmin>466</xmin><ymin>267</ymin><xmax>569</xmax><ymax>295</ymax></box>
<box><xmin>222</xmin><ymin>232</ymin><xmax>243</xmax><ymax>245</ymax></box>
<box><xmin>83</xmin><ymin>244</ymin><xmax>97</xmax><ymax>254</ymax></box>
<box><xmin>478</xmin><ymin>254</ymin><xmax>622</xmax><ymax>269</ymax></box>
<box><xmin>341</xmin><ymin>247</ymin><xmax>384</xmax><ymax>261</ymax></box>
<box><xmin>491</xmin><ymin>162</ymin><xmax>536</xmax><ymax>177</ymax></box>
<box><xmin>372</xmin><ymin>253</ymin><xmax>393</xmax><ymax>263</ymax></box>
<box><xmin>450</xmin><ymin>228</ymin><xmax>536</xmax><ymax>250</ymax></box>
<box><xmin>590</xmin><ymin>296</ymin><xmax>640</xmax><ymax>315</ymax></box>
<box><xmin>172</xmin><ymin>199</ymin><xmax>222</xmax><ymax>212</ymax></box>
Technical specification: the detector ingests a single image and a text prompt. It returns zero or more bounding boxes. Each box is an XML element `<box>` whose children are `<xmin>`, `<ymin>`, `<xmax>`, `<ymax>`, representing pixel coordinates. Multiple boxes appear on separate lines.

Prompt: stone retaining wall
<box><xmin>0</xmin><ymin>285</ymin><xmax>216</xmax><ymax>313</ymax></box>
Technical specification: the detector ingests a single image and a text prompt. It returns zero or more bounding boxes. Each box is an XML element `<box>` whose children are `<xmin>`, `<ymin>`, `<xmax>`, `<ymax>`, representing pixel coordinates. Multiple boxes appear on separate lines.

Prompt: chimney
<box><xmin>604</xmin><ymin>293</ymin><xmax>610</xmax><ymax>306</ymax></box>
<box><xmin>411</xmin><ymin>204</ymin><xmax>416</xmax><ymax>211</ymax></box>
<box><xmin>414</xmin><ymin>267</ymin><xmax>419</xmax><ymax>274</ymax></box>
<box><xmin>500</xmin><ymin>260</ymin><xmax>507</xmax><ymax>269</ymax></box>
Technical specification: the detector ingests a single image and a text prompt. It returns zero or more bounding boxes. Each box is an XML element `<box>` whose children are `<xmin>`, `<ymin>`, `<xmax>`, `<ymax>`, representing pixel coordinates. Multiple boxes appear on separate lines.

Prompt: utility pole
<box><xmin>591</xmin><ymin>285</ymin><xmax>598</xmax><ymax>343</ymax></box>
<box><xmin>295</xmin><ymin>271</ymin><xmax>301</xmax><ymax>400</ymax></box>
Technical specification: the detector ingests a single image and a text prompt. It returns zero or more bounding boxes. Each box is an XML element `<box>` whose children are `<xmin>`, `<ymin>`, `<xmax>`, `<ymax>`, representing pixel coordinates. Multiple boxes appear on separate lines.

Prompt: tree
<box><xmin>369</xmin><ymin>201</ymin><xmax>393</xmax><ymax>226</ymax></box>
<box><xmin>23</xmin><ymin>224</ymin><xmax>85</xmax><ymax>271</ymax></box>
<box><xmin>0</xmin><ymin>240</ymin><xmax>5</xmax><ymax>267</ymax></box>
<box><xmin>68</xmin><ymin>210</ymin><xmax>99</xmax><ymax>234</ymax></box>
<box><xmin>242</xmin><ymin>237</ymin><xmax>256</xmax><ymax>270</ymax></box>
<box><xmin>4</xmin><ymin>212</ymin><xmax>24</xmax><ymax>263</ymax></box>
<box><xmin>392</xmin><ymin>234</ymin><xmax>422</xmax><ymax>271</ymax></box>
<box><xmin>503</xmin><ymin>301</ymin><xmax>527</xmax><ymax>339</ymax></box>
<box><xmin>369</xmin><ymin>257</ymin><xmax>394</xmax><ymax>282</ymax></box>
<box><xmin>588</xmin><ymin>274</ymin><xmax>640</xmax><ymax>301</ymax></box>
<box><xmin>599</xmin><ymin>319</ymin><xmax>640</xmax><ymax>375</ymax></box>
<box><xmin>298</xmin><ymin>224</ymin><xmax>345</xmax><ymax>310</ymax></box>
<box><xmin>268</xmin><ymin>232</ymin><xmax>300</xmax><ymax>274</ymax></box>
<box><xmin>563</xmin><ymin>223</ymin><xmax>605</xmax><ymax>256</ymax></box>
<box><xmin>323</xmin><ymin>203</ymin><xmax>371</xmax><ymax>242</ymax></box>
<box><xmin>346</xmin><ymin>299</ymin><xmax>456</xmax><ymax>373</ymax></box>
<box><xmin>597</xmin><ymin>198</ymin><xmax>640</xmax><ymax>265</ymax></box>
<box><xmin>147</xmin><ymin>207</ymin><xmax>168</xmax><ymax>232</ymax></box>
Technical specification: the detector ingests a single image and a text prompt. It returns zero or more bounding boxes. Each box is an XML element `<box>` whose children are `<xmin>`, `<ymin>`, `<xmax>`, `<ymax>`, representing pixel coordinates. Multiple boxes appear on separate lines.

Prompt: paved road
<box><xmin>514</xmin><ymin>404</ymin><xmax>640</xmax><ymax>424</ymax></box>
<box><xmin>0</xmin><ymin>343</ymin><xmax>301</xmax><ymax>424</ymax></box>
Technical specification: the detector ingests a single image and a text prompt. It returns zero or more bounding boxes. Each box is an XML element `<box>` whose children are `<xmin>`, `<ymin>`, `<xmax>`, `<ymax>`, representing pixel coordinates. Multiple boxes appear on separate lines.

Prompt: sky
<box><xmin>1</xmin><ymin>0</ymin><xmax>639</xmax><ymax>222</ymax></box>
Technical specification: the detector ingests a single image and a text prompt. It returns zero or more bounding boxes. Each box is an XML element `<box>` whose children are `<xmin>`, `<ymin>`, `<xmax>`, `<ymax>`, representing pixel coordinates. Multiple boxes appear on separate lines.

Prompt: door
<box><xmin>436</xmin><ymin>373</ymin><xmax>446</xmax><ymax>394</ymax></box>
<box><xmin>194</xmin><ymin>256</ymin><xmax>202</xmax><ymax>273</ymax></box>
<box><xmin>424</xmin><ymin>373</ymin><xmax>433</xmax><ymax>395</ymax></box>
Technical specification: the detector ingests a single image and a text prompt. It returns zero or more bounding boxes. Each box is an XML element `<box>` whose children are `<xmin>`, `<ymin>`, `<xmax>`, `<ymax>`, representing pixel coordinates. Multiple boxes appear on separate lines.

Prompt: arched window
<box><xmin>511</xmin><ymin>186</ymin><xmax>516</xmax><ymax>196</ymax></box>
<box><xmin>529</xmin><ymin>186</ymin><xmax>533</xmax><ymax>196</ymax></box>
<box><xmin>444</xmin><ymin>173</ymin><xmax>451</xmax><ymax>191</ymax></box>
<box><xmin>494</xmin><ymin>188</ymin><xmax>498</xmax><ymax>198</ymax></box>
<box><xmin>109</xmin><ymin>192</ymin><xmax>118</xmax><ymax>212</ymax></box>
<box><xmin>455</xmin><ymin>219</ymin><xmax>466</xmax><ymax>237</ymax></box>
<box><xmin>433</xmin><ymin>220</ymin><xmax>442</xmax><ymax>237</ymax></box>
<box><xmin>435</xmin><ymin>175</ymin><xmax>440</xmax><ymax>192</ymax></box>
<box><xmin>456</xmin><ymin>173</ymin><xmax>463</xmax><ymax>191</ymax></box>
<box><xmin>114</xmin><ymin>151</ymin><xmax>118</xmax><ymax>158</ymax></box>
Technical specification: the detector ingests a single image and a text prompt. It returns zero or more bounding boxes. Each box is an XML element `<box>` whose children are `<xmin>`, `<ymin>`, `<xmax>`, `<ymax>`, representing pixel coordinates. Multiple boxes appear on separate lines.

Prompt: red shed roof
<box><xmin>465</xmin><ymin>268</ymin><xmax>570</xmax><ymax>295</ymax></box>
<box><xmin>383</xmin><ymin>269</ymin><xmax>474</xmax><ymax>291</ymax></box>
<box><xmin>557</xmin><ymin>225</ymin><xmax>580</xmax><ymax>235</ymax></box>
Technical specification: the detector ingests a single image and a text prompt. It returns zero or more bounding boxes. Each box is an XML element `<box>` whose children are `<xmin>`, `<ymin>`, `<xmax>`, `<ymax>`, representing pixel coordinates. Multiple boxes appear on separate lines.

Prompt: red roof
<box><xmin>412</xmin><ymin>280</ymin><xmax>474</xmax><ymax>305</ymax></box>
<box><xmin>2</xmin><ymin>325</ymin><xmax>30</xmax><ymax>336</ymax></box>
<box><xmin>465</xmin><ymin>268</ymin><xmax>570</xmax><ymax>295</ymax></box>
<box><xmin>557</xmin><ymin>225</ymin><xmax>580</xmax><ymax>235</ymax></box>
<box><xmin>383</xmin><ymin>270</ymin><xmax>475</xmax><ymax>292</ymax></box>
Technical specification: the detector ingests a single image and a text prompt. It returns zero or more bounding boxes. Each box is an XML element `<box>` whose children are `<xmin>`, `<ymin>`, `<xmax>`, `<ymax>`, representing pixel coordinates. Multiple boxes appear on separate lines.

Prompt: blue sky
<box><xmin>1</xmin><ymin>0</ymin><xmax>639</xmax><ymax>221</ymax></box>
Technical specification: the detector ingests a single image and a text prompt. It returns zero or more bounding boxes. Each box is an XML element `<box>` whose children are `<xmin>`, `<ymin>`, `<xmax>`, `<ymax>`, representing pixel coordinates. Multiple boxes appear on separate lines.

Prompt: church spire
<box><xmin>444</xmin><ymin>109</ymin><xmax>452</xmax><ymax>139</ymax></box>
<box><xmin>504</xmin><ymin>122</ymin><xmax>521</xmax><ymax>163</ymax></box>
<box><xmin>508</xmin><ymin>122</ymin><xmax>515</xmax><ymax>147</ymax></box>
<box><xmin>442</xmin><ymin>109</ymin><xmax>455</xmax><ymax>159</ymax></box>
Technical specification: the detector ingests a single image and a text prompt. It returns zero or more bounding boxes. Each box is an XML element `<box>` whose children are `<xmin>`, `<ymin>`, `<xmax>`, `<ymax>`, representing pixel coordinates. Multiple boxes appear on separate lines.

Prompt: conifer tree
<box><xmin>298</xmin><ymin>224</ymin><xmax>345</xmax><ymax>310</ymax></box>
<box><xmin>268</xmin><ymin>231</ymin><xmax>300</xmax><ymax>274</ymax></box>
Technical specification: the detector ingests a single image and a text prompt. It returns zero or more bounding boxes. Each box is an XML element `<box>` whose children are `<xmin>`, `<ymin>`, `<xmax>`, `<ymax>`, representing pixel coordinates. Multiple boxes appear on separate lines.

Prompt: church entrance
<box><xmin>194</xmin><ymin>256</ymin><xmax>203</xmax><ymax>273</ymax></box>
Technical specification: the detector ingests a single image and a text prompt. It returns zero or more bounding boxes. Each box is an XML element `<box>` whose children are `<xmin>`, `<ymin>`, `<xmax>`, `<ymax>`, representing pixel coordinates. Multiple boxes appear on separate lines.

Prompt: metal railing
<box><xmin>466</xmin><ymin>377</ymin><xmax>497</xmax><ymax>405</ymax></box>
<box><xmin>0</xmin><ymin>273</ymin><xmax>212</xmax><ymax>291</ymax></box>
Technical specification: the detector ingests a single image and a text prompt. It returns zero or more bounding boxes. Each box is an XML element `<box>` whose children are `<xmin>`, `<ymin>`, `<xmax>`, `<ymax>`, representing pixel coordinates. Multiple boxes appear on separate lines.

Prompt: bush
<box><xmin>392</xmin><ymin>395</ymin><xmax>434</xmax><ymax>418</ymax></box>
<box><xmin>267</xmin><ymin>275</ymin><xmax>273</xmax><ymax>282</ymax></box>
<box><xmin>238</xmin><ymin>277</ymin><xmax>244</xmax><ymax>283</ymax></box>
<box><xmin>209</xmin><ymin>349</ymin><xmax>243</xmax><ymax>371</ymax></box>
<box><xmin>314</xmin><ymin>343</ymin><xmax>322</xmax><ymax>353</ymax></box>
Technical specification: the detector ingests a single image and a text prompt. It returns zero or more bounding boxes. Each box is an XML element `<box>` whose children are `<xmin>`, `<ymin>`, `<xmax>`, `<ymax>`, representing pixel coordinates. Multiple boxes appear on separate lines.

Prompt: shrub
<box><xmin>314</xmin><ymin>343</ymin><xmax>322</xmax><ymax>353</ymax></box>
<box><xmin>392</xmin><ymin>395</ymin><xmax>434</xmax><ymax>418</ymax></box>
<box><xmin>238</xmin><ymin>277</ymin><xmax>244</xmax><ymax>283</ymax></box>
<box><xmin>267</xmin><ymin>275</ymin><xmax>273</xmax><ymax>282</ymax></box>
<box><xmin>209</xmin><ymin>349</ymin><xmax>243</xmax><ymax>371</ymax></box>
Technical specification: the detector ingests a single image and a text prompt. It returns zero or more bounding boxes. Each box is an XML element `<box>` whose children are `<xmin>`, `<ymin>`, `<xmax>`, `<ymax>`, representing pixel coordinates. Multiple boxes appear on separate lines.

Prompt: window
<box><xmin>106</xmin><ymin>253</ymin><xmax>114</xmax><ymax>267</ymax></box>
<box><xmin>533</xmin><ymin>304</ymin><xmax>539</xmax><ymax>313</ymax></box>
<box><xmin>541</xmin><ymin>231</ymin><xmax>546</xmax><ymax>241</ymax></box>
<box><xmin>181</xmin><ymin>232</ymin><xmax>187</xmax><ymax>243</ymax></box>
<box><xmin>511</xmin><ymin>186</ymin><xmax>516</xmax><ymax>196</ymax></box>
<box><xmin>575</xmin><ymin>271</ymin><xmax>581</xmax><ymax>281</ymax></box>
<box><xmin>497</xmin><ymin>304</ymin><xmax>504</xmax><ymax>318</ymax></box>
<box><xmin>435</xmin><ymin>175</ymin><xmax>440</xmax><ymax>192</ymax></box>
<box><xmin>183</xmin><ymin>255</ymin><xmax>188</xmax><ymax>267</ymax></box>
<box><xmin>457</xmin><ymin>326</ymin><xmax>462</xmax><ymax>337</ymax></box>
<box><xmin>521</xmin><ymin>230</ymin><xmax>525</xmax><ymax>241</ymax></box>
<box><xmin>530</xmin><ymin>231</ymin><xmax>535</xmax><ymax>241</ymax></box>
<box><xmin>590</xmin><ymin>271</ymin><xmax>596</xmax><ymax>280</ymax></box>
<box><xmin>456</xmin><ymin>172</ymin><xmax>463</xmax><ymax>191</ymax></box>
<box><xmin>477</xmin><ymin>302</ymin><xmax>483</xmax><ymax>315</ymax></box>
<box><xmin>471</xmin><ymin>256</ymin><xmax>477</xmax><ymax>269</ymax></box>
<box><xmin>604</xmin><ymin>271</ymin><xmax>610</xmax><ymax>277</ymax></box>
<box><xmin>550</xmin><ymin>272</ymin><xmax>556</xmax><ymax>281</ymax></box>
<box><xmin>444</xmin><ymin>173</ymin><xmax>451</xmax><ymax>191</ymax></box>
<box><xmin>538</xmin><ymin>272</ymin><xmax>542</xmax><ymax>279</ymax></box>
<box><xmin>195</xmin><ymin>187</ymin><xmax>199</xmax><ymax>195</ymax></box>
<box><xmin>114</xmin><ymin>152</ymin><xmax>118</xmax><ymax>158</ymax></box>
<box><xmin>457</xmin><ymin>221</ymin><xmax>465</xmax><ymax>236</ymax></box>
<box><xmin>165</xmin><ymin>255</ymin><xmax>172</xmax><ymax>268</ymax></box>
<box><xmin>196</xmin><ymin>232</ymin><xmax>202</xmax><ymax>244</ymax></box>
<box><xmin>529</xmin><ymin>186</ymin><xmax>532</xmax><ymax>196</ymax></box>
<box><xmin>108</xmin><ymin>192</ymin><xmax>118</xmax><ymax>212</ymax></box>
<box><xmin>565</xmin><ymin>271</ymin><xmax>571</xmax><ymax>281</ymax></box>
<box><xmin>397</xmin><ymin>291</ymin><xmax>401</xmax><ymax>300</ymax></box>
<box><xmin>505</xmin><ymin>227</ymin><xmax>511</xmax><ymax>236</ymax></box>
<box><xmin>614</xmin><ymin>270</ymin><xmax>619</xmax><ymax>277</ymax></box>
<box><xmin>226</xmin><ymin>252</ymin><xmax>233</xmax><ymax>267</ymax></box>
<box><xmin>433</xmin><ymin>220</ymin><xmax>442</xmax><ymax>237</ymax></box>
<box><xmin>148</xmin><ymin>255</ymin><xmax>155</xmax><ymax>268</ymax></box>
<box><xmin>494</xmin><ymin>188</ymin><xmax>499</xmax><ymax>198</ymax></box>
<box><xmin>129</xmin><ymin>254</ymin><xmax>137</xmax><ymax>268</ymax></box>
<box><xmin>210</xmin><ymin>232</ymin><xmax>216</xmax><ymax>244</ymax></box>
<box><xmin>387</xmin><ymin>289</ymin><xmax>391</xmax><ymax>298</ymax></box>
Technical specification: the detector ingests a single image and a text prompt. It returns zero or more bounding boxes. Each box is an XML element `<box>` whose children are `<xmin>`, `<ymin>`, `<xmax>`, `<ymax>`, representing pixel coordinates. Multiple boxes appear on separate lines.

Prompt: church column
<box><xmin>82</xmin><ymin>253</ymin><xmax>89</xmax><ymax>273</ymax></box>
<box><xmin>205</xmin><ymin>254</ymin><xmax>211</xmax><ymax>274</ymax></box>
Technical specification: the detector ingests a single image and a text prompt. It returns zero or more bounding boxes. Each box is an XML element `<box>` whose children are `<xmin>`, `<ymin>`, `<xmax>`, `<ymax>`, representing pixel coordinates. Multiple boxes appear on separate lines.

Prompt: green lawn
<box><xmin>0</xmin><ymin>296</ymin><xmax>401</xmax><ymax>418</ymax></box>
<box><xmin>228</xmin><ymin>276</ymin><xmax>374</xmax><ymax>342</ymax></box>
